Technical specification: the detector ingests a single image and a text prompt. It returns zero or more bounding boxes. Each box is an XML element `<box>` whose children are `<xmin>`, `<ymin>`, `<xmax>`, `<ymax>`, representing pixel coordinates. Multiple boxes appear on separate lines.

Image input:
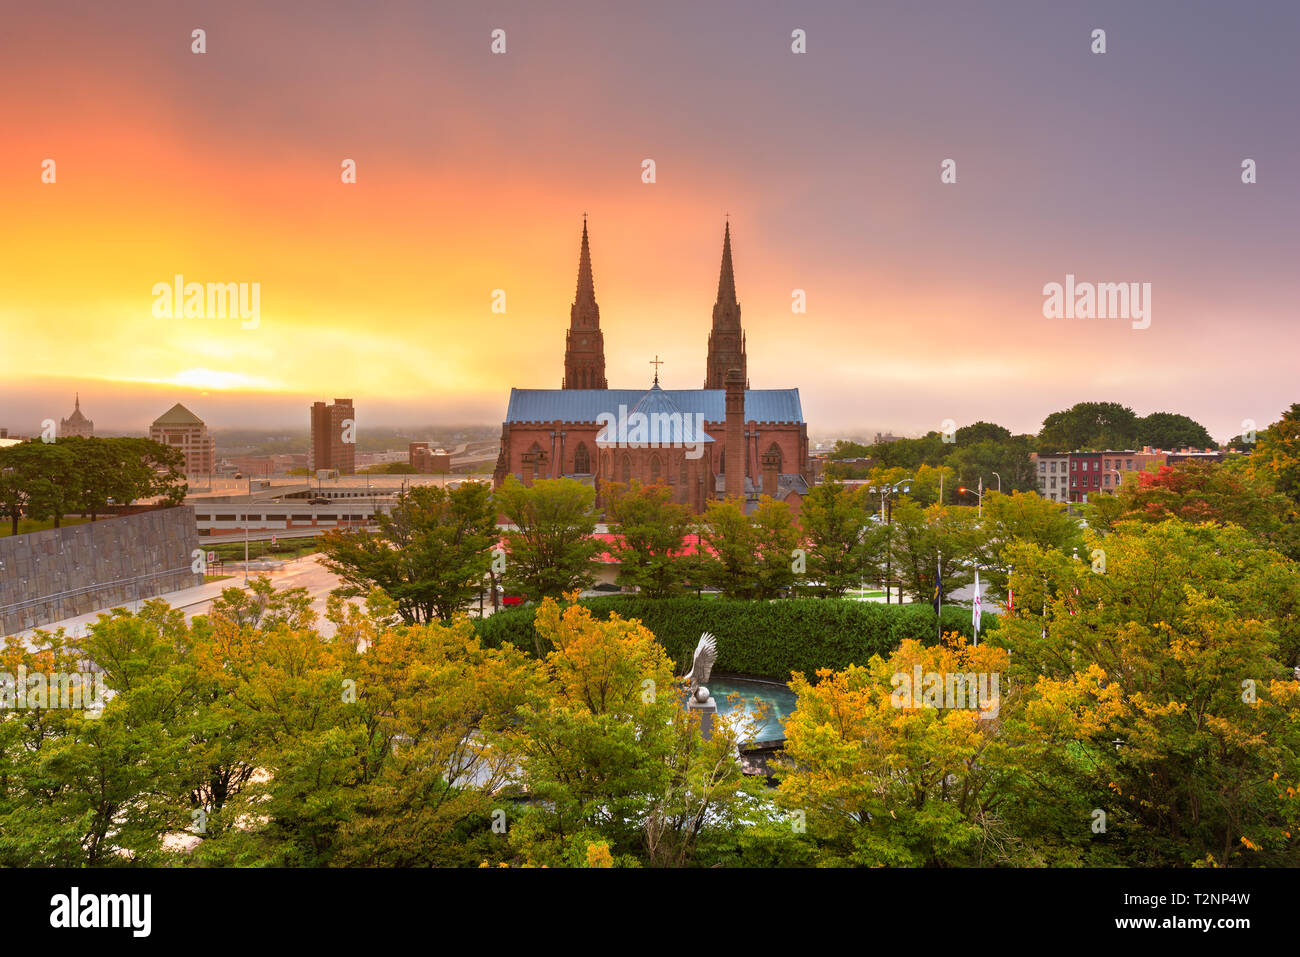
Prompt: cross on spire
<box><xmin>650</xmin><ymin>354</ymin><xmax>664</xmax><ymax>385</ymax></box>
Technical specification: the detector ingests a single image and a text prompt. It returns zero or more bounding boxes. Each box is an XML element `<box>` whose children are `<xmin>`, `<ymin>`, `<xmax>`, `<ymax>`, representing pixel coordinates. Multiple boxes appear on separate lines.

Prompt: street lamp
<box><xmin>991</xmin><ymin>472</ymin><xmax>1002</xmax><ymax>493</ymax></box>
<box><xmin>957</xmin><ymin>476</ymin><xmax>985</xmax><ymax>518</ymax></box>
<box><xmin>868</xmin><ymin>478</ymin><xmax>913</xmax><ymax>604</ymax></box>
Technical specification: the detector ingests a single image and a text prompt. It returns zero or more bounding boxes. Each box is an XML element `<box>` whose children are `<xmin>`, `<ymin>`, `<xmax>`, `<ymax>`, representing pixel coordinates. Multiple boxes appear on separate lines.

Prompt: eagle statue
<box><xmin>682</xmin><ymin>632</ymin><xmax>717</xmax><ymax>704</ymax></box>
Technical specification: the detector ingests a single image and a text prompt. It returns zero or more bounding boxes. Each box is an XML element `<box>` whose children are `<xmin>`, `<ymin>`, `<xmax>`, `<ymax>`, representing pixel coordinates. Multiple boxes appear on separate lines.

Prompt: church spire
<box><xmin>716</xmin><ymin>219</ymin><xmax>737</xmax><ymax>306</ymax></box>
<box><xmin>576</xmin><ymin>215</ymin><xmax>595</xmax><ymax>305</ymax></box>
<box><xmin>704</xmin><ymin>220</ymin><xmax>747</xmax><ymax>389</ymax></box>
<box><xmin>562</xmin><ymin>216</ymin><xmax>608</xmax><ymax>389</ymax></box>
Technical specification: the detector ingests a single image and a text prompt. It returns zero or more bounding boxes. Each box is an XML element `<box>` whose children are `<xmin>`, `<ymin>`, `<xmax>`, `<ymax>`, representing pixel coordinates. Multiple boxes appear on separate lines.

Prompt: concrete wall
<box><xmin>0</xmin><ymin>506</ymin><xmax>202</xmax><ymax>635</ymax></box>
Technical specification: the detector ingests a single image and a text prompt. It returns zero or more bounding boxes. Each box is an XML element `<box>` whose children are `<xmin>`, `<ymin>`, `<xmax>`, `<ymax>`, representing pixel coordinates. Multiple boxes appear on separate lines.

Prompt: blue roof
<box><xmin>505</xmin><ymin>387</ymin><xmax>804</xmax><ymax>424</ymax></box>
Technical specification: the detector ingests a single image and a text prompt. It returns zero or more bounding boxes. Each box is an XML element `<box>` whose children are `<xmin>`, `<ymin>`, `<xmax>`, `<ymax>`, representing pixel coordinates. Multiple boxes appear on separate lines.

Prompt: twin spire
<box><xmin>561</xmin><ymin>217</ymin><xmax>747</xmax><ymax>390</ymax></box>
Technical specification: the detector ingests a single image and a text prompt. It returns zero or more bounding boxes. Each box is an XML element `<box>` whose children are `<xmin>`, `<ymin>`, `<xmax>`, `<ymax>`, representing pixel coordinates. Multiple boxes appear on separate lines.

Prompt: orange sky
<box><xmin>2</xmin><ymin>1</ymin><xmax>1297</xmax><ymax>440</ymax></box>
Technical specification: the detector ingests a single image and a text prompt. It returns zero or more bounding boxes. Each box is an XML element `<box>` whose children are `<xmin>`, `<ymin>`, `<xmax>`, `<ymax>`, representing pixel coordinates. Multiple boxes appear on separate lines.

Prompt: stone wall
<box><xmin>0</xmin><ymin>506</ymin><xmax>202</xmax><ymax>635</ymax></box>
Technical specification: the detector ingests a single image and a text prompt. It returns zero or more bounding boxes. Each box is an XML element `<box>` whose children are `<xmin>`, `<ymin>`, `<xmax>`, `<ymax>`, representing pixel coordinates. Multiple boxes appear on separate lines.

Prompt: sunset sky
<box><xmin>2</xmin><ymin>0</ymin><xmax>1297</xmax><ymax>441</ymax></box>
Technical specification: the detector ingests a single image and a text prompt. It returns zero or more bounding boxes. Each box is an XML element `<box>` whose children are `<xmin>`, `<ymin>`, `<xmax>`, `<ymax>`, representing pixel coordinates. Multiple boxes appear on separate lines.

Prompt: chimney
<box><xmin>761</xmin><ymin>448</ymin><xmax>780</xmax><ymax>498</ymax></box>
<box><xmin>725</xmin><ymin>368</ymin><xmax>745</xmax><ymax>501</ymax></box>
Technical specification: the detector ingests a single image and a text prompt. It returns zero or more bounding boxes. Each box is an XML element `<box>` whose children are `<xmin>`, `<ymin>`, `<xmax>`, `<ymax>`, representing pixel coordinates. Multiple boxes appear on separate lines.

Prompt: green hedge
<box><xmin>473</xmin><ymin>597</ymin><xmax>998</xmax><ymax>683</ymax></box>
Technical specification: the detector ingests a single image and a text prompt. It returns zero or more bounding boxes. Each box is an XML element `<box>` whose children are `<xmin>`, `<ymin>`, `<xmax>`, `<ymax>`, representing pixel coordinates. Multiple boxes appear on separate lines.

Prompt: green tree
<box><xmin>797</xmin><ymin>479</ymin><xmax>884</xmax><ymax>596</ymax></box>
<box><xmin>1000</xmin><ymin>521</ymin><xmax>1300</xmax><ymax>866</ymax></box>
<box><xmin>1038</xmin><ymin>401</ymin><xmax>1139</xmax><ymax>452</ymax></box>
<box><xmin>495</xmin><ymin>477</ymin><xmax>601</xmax><ymax>601</ymax></box>
<box><xmin>603</xmin><ymin>481</ymin><xmax>693</xmax><ymax>598</ymax></box>
<box><xmin>888</xmin><ymin>501</ymin><xmax>979</xmax><ymax>603</ymax></box>
<box><xmin>320</xmin><ymin>482</ymin><xmax>497</xmax><ymax>623</ymax></box>
<box><xmin>1136</xmin><ymin>411</ymin><xmax>1215</xmax><ymax>451</ymax></box>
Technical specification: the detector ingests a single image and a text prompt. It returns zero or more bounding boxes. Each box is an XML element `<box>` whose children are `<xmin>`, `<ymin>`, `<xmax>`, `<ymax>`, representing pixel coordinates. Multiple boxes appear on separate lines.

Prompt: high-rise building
<box><xmin>310</xmin><ymin>399</ymin><xmax>356</xmax><ymax>474</ymax></box>
<box><xmin>149</xmin><ymin>403</ymin><xmax>215</xmax><ymax>475</ymax></box>
<box><xmin>60</xmin><ymin>393</ymin><xmax>94</xmax><ymax>438</ymax></box>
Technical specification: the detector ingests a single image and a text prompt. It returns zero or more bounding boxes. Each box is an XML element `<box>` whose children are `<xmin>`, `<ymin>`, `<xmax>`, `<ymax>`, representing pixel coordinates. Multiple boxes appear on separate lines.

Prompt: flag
<box><xmin>932</xmin><ymin>575</ymin><xmax>943</xmax><ymax>617</ymax></box>
<box><xmin>972</xmin><ymin>570</ymin><xmax>982</xmax><ymax>641</ymax></box>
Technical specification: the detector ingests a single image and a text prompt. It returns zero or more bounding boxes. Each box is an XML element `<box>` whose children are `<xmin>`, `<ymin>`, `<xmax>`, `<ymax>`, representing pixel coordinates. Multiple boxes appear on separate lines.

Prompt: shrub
<box><xmin>473</xmin><ymin>597</ymin><xmax>997</xmax><ymax>683</ymax></box>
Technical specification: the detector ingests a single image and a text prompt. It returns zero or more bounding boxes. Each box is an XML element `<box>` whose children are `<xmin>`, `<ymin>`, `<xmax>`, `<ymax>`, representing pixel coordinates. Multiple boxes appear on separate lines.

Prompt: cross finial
<box><xmin>650</xmin><ymin>354</ymin><xmax>664</xmax><ymax>386</ymax></box>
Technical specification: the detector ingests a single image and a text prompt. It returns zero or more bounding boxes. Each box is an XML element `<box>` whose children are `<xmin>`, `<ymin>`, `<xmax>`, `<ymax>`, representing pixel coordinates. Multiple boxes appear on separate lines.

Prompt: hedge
<box><xmin>472</xmin><ymin>597</ymin><xmax>998</xmax><ymax>683</ymax></box>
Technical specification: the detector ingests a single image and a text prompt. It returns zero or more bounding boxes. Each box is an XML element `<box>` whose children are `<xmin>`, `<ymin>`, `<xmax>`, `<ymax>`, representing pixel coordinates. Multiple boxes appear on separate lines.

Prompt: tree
<box><xmin>946</xmin><ymin>436</ymin><xmax>1036</xmax><ymax>494</ymax></box>
<box><xmin>1038</xmin><ymin>401</ymin><xmax>1139</xmax><ymax>452</ymax></box>
<box><xmin>603</xmin><ymin>481</ymin><xmax>694</xmax><ymax>598</ymax></box>
<box><xmin>797</xmin><ymin>479</ymin><xmax>884</xmax><ymax>596</ymax></box>
<box><xmin>1000</xmin><ymin>521</ymin><xmax>1300</xmax><ymax>866</ymax></box>
<box><xmin>1136</xmin><ymin>411</ymin><xmax>1215</xmax><ymax>451</ymax></box>
<box><xmin>494</xmin><ymin>477</ymin><xmax>601</xmax><ymax>601</ymax></box>
<box><xmin>1084</xmin><ymin>459</ymin><xmax>1298</xmax><ymax>559</ymax></box>
<box><xmin>320</xmin><ymin>482</ymin><xmax>497</xmax><ymax>623</ymax></box>
<box><xmin>888</xmin><ymin>501</ymin><xmax>978</xmax><ymax>603</ymax></box>
<box><xmin>1253</xmin><ymin>403</ymin><xmax>1300</xmax><ymax>504</ymax></box>
<box><xmin>496</xmin><ymin>597</ymin><xmax>760</xmax><ymax>867</ymax></box>
<box><xmin>969</xmin><ymin>490</ymin><xmax>1086</xmax><ymax>596</ymax></box>
<box><xmin>778</xmin><ymin>637</ymin><xmax>1020</xmax><ymax>866</ymax></box>
<box><xmin>955</xmin><ymin>421</ymin><xmax>1012</xmax><ymax>445</ymax></box>
<box><xmin>698</xmin><ymin>497</ymin><xmax>801</xmax><ymax>599</ymax></box>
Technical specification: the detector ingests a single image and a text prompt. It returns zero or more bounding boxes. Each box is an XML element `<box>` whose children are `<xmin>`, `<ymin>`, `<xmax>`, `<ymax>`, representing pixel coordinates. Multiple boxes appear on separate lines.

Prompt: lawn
<box><xmin>206</xmin><ymin>537</ymin><xmax>321</xmax><ymax>562</ymax></box>
<box><xmin>0</xmin><ymin>516</ymin><xmax>93</xmax><ymax>537</ymax></box>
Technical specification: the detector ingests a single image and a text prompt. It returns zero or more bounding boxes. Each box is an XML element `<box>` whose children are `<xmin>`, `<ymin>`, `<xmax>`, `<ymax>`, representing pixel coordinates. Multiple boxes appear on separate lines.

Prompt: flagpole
<box><xmin>936</xmin><ymin>548</ymin><xmax>942</xmax><ymax>643</ymax></box>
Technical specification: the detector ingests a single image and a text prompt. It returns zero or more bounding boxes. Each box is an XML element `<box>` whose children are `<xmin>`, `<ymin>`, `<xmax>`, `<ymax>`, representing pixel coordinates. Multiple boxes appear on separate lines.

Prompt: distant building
<box><xmin>309</xmin><ymin>399</ymin><xmax>356</xmax><ymax>475</ymax></box>
<box><xmin>409</xmin><ymin>442</ymin><xmax>452</xmax><ymax>473</ymax></box>
<box><xmin>1058</xmin><ymin>448</ymin><xmax>1169</xmax><ymax>503</ymax></box>
<box><xmin>150</xmin><ymin>403</ymin><xmax>215</xmax><ymax>475</ymax></box>
<box><xmin>1032</xmin><ymin>452</ymin><xmax>1070</xmax><ymax>502</ymax></box>
<box><xmin>60</xmin><ymin>394</ymin><xmax>94</xmax><ymax>438</ymax></box>
<box><xmin>1167</xmin><ymin>447</ymin><xmax>1225</xmax><ymax>464</ymax></box>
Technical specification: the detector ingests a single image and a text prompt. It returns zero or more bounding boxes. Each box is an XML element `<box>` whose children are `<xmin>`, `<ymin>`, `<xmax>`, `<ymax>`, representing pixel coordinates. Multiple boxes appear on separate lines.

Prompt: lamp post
<box><xmin>957</xmin><ymin>476</ymin><xmax>985</xmax><ymax>518</ymax></box>
<box><xmin>992</xmin><ymin>472</ymin><xmax>1002</xmax><ymax>493</ymax></box>
<box><xmin>1107</xmin><ymin>467</ymin><xmax>1122</xmax><ymax>494</ymax></box>
<box><xmin>868</xmin><ymin>477</ymin><xmax>913</xmax><ymax>604</ymax></box>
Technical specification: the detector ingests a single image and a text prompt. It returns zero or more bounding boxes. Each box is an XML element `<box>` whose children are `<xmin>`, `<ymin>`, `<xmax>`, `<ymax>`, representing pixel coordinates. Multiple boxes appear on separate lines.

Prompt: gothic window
<box><xmin>650</xmin><ymin>455</ymin><xmax>661</xmax><ymax>484</ymax></box>
<box><xmin>717</xmin><ymin>447</ymin><xmax>724</xmax><ymax>473</ymax></box>
<box><xmin>621</xmin><ymin>453</ymin><xmax>631</xmax><ymax>483</ymax></box>
<box><xmin>574</xmin><ymin>442</ymin><xmax>591</xmax><ymax>474</ymax></box>
<box><xmin>767</xmin><ymin>442</ymin><xmax>783</xmax><ymax>471</ymax></box>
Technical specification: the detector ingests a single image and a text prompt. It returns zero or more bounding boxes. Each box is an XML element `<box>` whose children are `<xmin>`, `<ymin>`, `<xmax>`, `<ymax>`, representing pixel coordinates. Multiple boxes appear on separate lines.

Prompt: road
<box><xmin>17</xmin><ymin>554</ymin><xmax>354</xmax><ymax>643</ymax></box>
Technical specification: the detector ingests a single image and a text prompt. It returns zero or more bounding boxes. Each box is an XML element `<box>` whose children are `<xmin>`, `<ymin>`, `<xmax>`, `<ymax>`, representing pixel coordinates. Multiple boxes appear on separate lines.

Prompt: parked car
<box><xmin>308</xmin><ymin>496</ymin><xmax>331</xmax><ymax>505</ymax></box>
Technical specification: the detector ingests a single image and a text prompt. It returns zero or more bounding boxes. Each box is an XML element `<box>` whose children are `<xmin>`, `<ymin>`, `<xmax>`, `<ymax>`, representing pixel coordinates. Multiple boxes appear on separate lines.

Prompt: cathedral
<box><xmin>492</xmin><ymin>220</ymin><xmax>811</xmax><ymax>514</ymax></box>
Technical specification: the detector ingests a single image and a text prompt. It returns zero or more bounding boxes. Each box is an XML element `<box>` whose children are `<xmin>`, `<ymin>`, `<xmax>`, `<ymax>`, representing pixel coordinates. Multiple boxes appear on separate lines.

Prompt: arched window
<box><xmin>650</xmin><ymin>455</ymin><xmax>661</xmax><ymax>485</ymax></box>
<box><xmin>574</xmin><ymin>442</ymin><xmax>591</xmax><ymax>474</ymax></box>
<box><xmin>621</xmin><ymin>453</ymin><xmax>632</xmax><ymax>483</ymax></box>
<box><xmin>767</xmin><ymin>442</ymin><xmax>783</xmax><ymax>471</ymax></box>
<box><xmin>717</xmin><ymin>446</ymin><xmax>724</xmax><ymax>473</ymax></box>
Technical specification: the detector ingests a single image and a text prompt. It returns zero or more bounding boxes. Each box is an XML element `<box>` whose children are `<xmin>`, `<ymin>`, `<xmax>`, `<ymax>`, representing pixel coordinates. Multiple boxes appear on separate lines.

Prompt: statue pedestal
<box><xmin>688</xmin><ymin>696</ymin><xmax>717</xmax><ymax>740</ymax></box>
